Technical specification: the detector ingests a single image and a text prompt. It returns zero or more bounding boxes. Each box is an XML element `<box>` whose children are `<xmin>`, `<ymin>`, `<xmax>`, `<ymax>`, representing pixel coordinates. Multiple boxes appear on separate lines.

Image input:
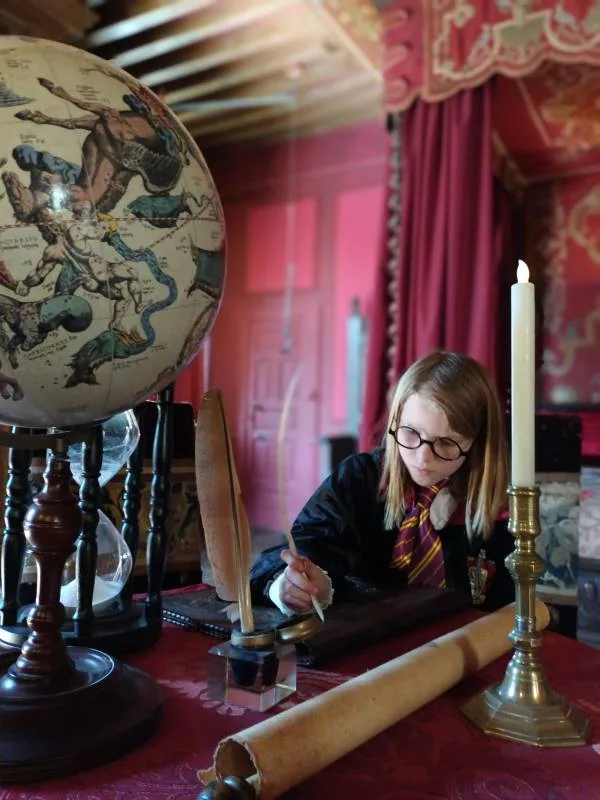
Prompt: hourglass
<box><xmin>0</xmin><ymin>425</ymin><xmax>161</xmax><ymax>781</ymax></box>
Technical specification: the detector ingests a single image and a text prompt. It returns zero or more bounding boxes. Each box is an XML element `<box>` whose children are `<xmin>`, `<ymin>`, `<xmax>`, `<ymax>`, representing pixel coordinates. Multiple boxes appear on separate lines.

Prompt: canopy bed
<box><xmin>366</xmin><ymin>0</ymin><xmax>600</xmax><ymax>431</ymax></box>
<box><xmin>359</xmin><ymin>0</ymin><xmax>600</xmax><ymax>645</ymax></box>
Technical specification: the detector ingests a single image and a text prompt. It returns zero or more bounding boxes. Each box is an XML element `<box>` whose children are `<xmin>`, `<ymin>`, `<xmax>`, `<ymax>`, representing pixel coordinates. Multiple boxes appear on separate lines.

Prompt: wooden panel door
<box><xmin>238</xmin><ymin>299</ymin><xmax>322</xmax><ymax>531</ymax></box>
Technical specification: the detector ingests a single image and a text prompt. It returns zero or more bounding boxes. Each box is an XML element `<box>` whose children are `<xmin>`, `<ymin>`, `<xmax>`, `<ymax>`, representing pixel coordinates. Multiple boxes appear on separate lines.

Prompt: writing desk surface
<box><xmin>3</xmin><ymin>605</ymin><xmax>600</xmax><ymax>799</ymax></box>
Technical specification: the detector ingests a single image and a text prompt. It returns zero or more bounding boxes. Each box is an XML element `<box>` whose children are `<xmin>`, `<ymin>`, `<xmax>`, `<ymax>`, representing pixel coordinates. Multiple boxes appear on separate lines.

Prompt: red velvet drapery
<box><xmin>359</xmin><ymin>161</ymin><xmax>394</xmax><ymax>451</ymax></box>
<box><xmin>360</xmin><ymin>83</ymin><xmax>513</xmax><ymax>450</ymax></box>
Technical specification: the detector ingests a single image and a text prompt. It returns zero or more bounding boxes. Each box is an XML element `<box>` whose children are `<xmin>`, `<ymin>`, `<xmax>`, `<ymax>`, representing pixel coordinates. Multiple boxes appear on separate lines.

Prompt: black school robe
<box><xmin>250</xmin><ymin>450</ymin><xmax>515</xmax><ymax>612</ymax></box>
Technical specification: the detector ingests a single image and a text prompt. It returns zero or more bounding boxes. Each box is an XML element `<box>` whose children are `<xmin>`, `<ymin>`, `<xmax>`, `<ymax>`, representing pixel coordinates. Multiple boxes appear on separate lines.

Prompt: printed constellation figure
<box><xmin>4</xmin><ymin>77</ymin><xmax>188</xmax><ymax>218</ymax></box>
<box><xmin>14</xmin><ymin>211</ymin><xmax>145</xmax><ymax>346</ymax></box>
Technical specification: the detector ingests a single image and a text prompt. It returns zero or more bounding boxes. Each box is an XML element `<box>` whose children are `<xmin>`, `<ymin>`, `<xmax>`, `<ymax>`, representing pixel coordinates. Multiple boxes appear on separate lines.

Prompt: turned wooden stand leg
<box><xmin>1</xmin><ymin>437</ymin><xmax>79</xmax><ymax>692</ymax></box>
<box><xmin>0</xmin><ymin>432</ymin><xmax>162</xmax><ymax>783</ymax></box>
<box><xmin>0</xmin><ymin>429</ymin><xmax>32</xmax><ymax>628</ymax></box>
<box><xmin>146</xmin><ymin>383</ymin><xmax>174</xmax><ymax>618</ymax></box>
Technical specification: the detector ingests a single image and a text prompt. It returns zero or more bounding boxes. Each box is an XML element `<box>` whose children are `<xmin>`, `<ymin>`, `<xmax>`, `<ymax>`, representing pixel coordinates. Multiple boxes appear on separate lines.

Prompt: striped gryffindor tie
<box><xmin>391</xmin><ymin>481</ymin><xmax>447</xmax><ymax>588</ymax></box>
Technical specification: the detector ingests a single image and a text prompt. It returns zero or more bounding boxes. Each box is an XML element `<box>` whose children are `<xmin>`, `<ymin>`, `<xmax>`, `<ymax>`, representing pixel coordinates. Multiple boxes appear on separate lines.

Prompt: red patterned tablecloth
<box><xmin>2</xmin><ymin>608</ymin><xmax>600</xmax><ymax>800</ymax></box>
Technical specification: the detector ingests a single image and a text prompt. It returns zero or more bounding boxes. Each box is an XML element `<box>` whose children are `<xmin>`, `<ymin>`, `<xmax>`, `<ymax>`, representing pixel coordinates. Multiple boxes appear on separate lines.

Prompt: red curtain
<box><xmin>359</xmin><ymin>149</ymin><xmax>396</xmax><ymax>453</ymax></box>
<box><xmin>361</xmin><ymin>82</ymin><xmax>511</xmax><ymax>450</ymax></box>
<box><xmin>493</xmin><ymin>176</ymin><xmax>518</xmax><ymax>405</ymax></box>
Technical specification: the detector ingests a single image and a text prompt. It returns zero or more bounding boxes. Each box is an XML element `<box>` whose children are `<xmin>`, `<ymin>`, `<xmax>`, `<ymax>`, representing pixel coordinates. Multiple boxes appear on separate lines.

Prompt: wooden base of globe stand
<box><xmin>0</xmin><ymin>432</ymin><xmax>162</xmax><ymax>782</ymax></box>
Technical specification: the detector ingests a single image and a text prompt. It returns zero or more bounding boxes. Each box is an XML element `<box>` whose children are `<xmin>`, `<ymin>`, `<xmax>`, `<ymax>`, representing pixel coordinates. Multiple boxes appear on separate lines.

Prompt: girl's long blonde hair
<box><xmin>380</xmin><ymin>351</ymin><xmax>508</xmax><ymax>539</ymax></box>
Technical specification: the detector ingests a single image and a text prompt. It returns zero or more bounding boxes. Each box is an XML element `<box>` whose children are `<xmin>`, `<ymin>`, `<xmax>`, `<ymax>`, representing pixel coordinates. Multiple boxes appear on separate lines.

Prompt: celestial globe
<box><xmin>0</xmin><ymin>36</ymin><xmax>226</xmax><ymax>428</ymax></box>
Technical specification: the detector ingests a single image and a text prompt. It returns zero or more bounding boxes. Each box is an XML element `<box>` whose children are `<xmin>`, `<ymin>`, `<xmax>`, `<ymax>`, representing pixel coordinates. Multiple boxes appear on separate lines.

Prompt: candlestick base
<box><xmin>462</xmin><ymin>670</ymin><xmax>590</xmax><ymax>747</ymax></box>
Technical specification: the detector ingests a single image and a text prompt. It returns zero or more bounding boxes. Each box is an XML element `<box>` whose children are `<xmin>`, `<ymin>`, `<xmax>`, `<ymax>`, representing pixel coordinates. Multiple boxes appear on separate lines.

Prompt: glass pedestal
<box><xmin>207</xmin><ymin>640</ymin><xmax>296</xmax><ymax>712</ymax></box>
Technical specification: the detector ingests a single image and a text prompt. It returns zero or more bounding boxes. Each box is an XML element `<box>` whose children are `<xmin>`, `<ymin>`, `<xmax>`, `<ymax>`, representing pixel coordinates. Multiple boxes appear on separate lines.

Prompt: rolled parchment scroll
<box><xmin>195</xmin><ymin>389</ymin><xmax>252</xmax><ymax>625</ymax></box>
<box><xmin>200</xmin><ymin>600</ymin><xmax>550</xmax><ymax>798</ymax></box>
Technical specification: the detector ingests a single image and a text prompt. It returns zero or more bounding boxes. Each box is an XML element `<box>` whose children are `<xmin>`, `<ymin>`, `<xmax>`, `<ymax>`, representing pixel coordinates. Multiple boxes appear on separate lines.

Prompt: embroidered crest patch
<box><xmin>467</xmin><ymin>549</ymin><xmax>496</xmax><ymax>605</ymax></box>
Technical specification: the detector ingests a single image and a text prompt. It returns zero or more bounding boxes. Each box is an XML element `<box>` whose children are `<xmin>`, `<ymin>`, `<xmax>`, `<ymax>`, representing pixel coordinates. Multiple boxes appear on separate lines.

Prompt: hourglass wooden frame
<box><xmin>0</xmin><ymin>424</ymin><xmax>162</xmax><ymax>781</ymax></box>
<box><xmin>0</xmin><ymin>384</ymin><xmax>177</xmax><ymax>655</ymax></box>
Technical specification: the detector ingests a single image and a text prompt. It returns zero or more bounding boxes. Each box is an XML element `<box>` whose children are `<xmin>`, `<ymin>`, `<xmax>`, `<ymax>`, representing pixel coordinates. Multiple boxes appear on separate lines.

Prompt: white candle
<box><xmin>510</xmin><ymin>260</ymin><xmax>536</xmax><ymax>487</ymax></box>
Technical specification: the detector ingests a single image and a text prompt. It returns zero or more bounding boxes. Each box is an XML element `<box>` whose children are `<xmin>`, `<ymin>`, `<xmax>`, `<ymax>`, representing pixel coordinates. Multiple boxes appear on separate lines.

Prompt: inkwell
<box><xmin>206</xmin><ymin>393</ymin><xmax>320</xmax><ymax>711</ymax></box>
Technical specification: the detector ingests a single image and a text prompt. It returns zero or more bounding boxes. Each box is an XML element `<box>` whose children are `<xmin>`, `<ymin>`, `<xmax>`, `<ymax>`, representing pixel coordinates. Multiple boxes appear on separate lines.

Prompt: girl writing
<box><xmin>250</xmin><ymin>351</ymin><xmax>514</xmax><ymax>614</ymax></box>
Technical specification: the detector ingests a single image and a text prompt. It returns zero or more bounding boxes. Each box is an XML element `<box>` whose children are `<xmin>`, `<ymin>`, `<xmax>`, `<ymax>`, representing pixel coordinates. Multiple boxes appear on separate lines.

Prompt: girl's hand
<box><xmin>278</xmin><ymin>549</ymin><xmax>330</xmax><ymax>614</ymax></box>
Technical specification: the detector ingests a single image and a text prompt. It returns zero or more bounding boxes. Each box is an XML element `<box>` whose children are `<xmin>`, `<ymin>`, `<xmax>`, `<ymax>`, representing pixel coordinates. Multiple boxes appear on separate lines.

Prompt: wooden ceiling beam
<box><xmin>293</xmin><ymin>107</ymin><xmax>382</xmax><ymax>140</ymax></box>
<box><xmin>233</xmin><ymin>87</ymin><xmax>380</xmax><ymax>140</ymax></box>
<box><xmin>0</xmin><ymin>0</ymin><xmax>97</xmax><ymax>41</ymax></box>
<box><xmin>187</xmin><ymin>71</ymin><xmax>378</xmax><ymax>138</ymax></box>
<box><xmin>316</xmin><ymin>0</ymin><xmax>382</xmax><ymax>75</ymax></box>
<box><xmin>86</xmin><ymin>0</ymin><xmax>218</xmax><ymax>48</ymax></box>
<box><xmin>205</xmin><ymin>88</ymin><xmax>382</xmax><ymax>146</ymax></box>
<box><xmin>164</xmin><ymin>38</ymin><xmax>325</xmax><ymax>106</ymax></box>
<box><xmin>109</xmin><ymin>0</ymin><xmax>297</xmax><ymax>70</ymax></box>
<box><xmin>175</xmin><ymin>48</ymin><xmax>355</xmax><ymax>122</ymax></box>
<box><xmin>139</xmin><ymin>20</ymin><xmax>307</xmax><ymax>87</ymax></box>
<box><xmin>210</xmin><ymin>106</ymin><xmax>381</xmax><ymax>147</ymax></box>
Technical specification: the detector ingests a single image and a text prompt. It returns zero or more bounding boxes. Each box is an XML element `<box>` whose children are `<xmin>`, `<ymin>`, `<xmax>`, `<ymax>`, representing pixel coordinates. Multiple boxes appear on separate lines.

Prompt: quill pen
<box><xmin>195</xmin><ymin>389</ymin><xmax>254</xmax><ymax>632</ymax></box>
<box><xmin>276</xmin><ymin>366</ymin><xmax>324</xmax><ymax>621</ymax></box>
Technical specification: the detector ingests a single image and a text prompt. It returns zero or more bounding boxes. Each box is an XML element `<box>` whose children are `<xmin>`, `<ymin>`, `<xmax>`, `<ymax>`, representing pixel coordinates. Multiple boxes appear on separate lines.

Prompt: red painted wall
<box><xmin>178</xmin><ymin>121</ymin><xmax>387</xmax><ymax>524</ymax></box>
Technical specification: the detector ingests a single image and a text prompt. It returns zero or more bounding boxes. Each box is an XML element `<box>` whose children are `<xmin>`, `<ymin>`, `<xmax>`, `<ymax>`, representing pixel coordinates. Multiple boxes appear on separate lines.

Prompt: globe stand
<box><xmin>0</xmin><ymin>389</ymin><xmax>176</xmax><ymax>658</ymax></box>
<box><xmin>0</xmin><ymin>431</ymin><xmax>161</xmax><ymax>782</ymax></box>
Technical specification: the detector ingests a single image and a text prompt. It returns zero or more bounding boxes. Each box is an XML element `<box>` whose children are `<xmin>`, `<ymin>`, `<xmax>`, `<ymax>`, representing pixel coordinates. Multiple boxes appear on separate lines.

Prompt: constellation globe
<box><xmin>0</xmin><ymin>36</ymin><xmax>226</xmax><ymax>427</ymax></box>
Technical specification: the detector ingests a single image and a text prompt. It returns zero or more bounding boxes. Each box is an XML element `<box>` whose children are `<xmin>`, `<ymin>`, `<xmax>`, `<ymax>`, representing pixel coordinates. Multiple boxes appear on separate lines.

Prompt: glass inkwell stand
<box><xmin>209</xmin><ymin>628</ymin><xmax>296</xmax><ymax>713</ymax></box>
<box><xmin>208</xmin><ymin>613</ymin><xmax>319</xmax><ymax>713</ymax></box>
<box><xmin>205</xmin><ymin>515</ymin><xmax>320</xmax><ymax>712</ymax></box>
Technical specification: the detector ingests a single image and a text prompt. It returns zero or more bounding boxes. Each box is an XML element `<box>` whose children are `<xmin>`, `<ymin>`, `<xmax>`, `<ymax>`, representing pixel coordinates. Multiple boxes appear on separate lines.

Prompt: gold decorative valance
<box><xmin>383</xmin><ymin>0</ymin><xmax>600</xmax><ymax>111</ymax></box>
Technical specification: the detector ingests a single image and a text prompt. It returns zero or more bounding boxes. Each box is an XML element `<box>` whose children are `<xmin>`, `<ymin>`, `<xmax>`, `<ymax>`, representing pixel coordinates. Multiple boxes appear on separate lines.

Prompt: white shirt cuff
<box><xmin>268</xmin><ymin>570</ymin><xmax>334</xmax><ymax>616</ymax></box>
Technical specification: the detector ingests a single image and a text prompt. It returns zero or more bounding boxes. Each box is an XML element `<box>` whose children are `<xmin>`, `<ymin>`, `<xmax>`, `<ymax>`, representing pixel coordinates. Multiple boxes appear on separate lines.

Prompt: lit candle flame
<box><xmin>517</xmin><ymin>260</ymin><xmax>530</xmax><ymax>283</ymax></box>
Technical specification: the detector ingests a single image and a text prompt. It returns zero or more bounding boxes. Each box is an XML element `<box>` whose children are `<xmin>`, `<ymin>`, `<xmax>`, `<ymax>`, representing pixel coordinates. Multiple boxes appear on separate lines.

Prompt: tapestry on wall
<box><xmin>537</xmin><ymin>472</ymin><xmax>580</xmax><ymax>602</ymax></box>
<box><xmin>527</xmin><ymin>175</ymin><xmax>600</xmax><ymax>405</ymax></box>
<box><xmin>533</xmin><ymin>414</ymin><xmax>581</xmax><ymax>605</ymax></box>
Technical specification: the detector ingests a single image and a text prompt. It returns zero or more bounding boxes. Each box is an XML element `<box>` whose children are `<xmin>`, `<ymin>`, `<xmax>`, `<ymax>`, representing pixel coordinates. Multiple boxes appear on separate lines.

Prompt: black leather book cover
<box><xmin>162</xmin><ymin>582</ymin><xmax>469</xmax><ymax>666</ymax></box>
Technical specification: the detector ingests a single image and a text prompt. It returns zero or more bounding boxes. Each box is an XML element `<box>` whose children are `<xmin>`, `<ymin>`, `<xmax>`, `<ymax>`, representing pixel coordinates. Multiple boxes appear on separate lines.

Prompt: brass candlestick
<box><xmin>461</xmin><ymin>485</ymin><xmax>590</xmax><ymax>747</ymax></box>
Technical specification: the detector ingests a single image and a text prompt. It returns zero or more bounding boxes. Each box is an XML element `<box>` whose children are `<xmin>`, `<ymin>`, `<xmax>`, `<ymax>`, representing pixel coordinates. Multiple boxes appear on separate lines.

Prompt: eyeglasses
<box><xmin>388</xmin><ymin>426</ymin><xmax>469</xmax><ymax>461</ymax></box>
